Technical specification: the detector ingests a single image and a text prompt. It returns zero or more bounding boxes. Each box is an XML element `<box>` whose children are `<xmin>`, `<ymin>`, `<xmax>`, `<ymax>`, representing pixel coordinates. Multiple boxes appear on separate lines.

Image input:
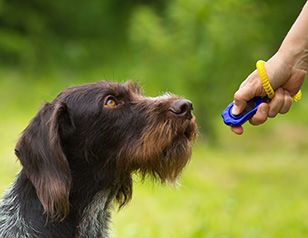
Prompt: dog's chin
<box><xmin>176</xmin><ymin>118</ymin><xmax>197</xmax><ymax>143</ymax></box>
<box><xmin>155</xmin><ymin>132</ymin><xmax>194</xmax><ymax>182</ymax></box>
<box><xmin>160</xmin><ymin>120</ymin><xmax>197</xmax><ymax>181</ymax></box>
<box><xmin>122</xmin><ymin>118</ymin><xmax>197</xmax><ymax>183</ymax></box>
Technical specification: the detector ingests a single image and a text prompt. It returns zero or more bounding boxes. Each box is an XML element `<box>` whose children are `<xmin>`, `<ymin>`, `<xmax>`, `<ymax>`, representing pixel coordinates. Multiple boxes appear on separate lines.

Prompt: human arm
<box><xmin>231</xmin><ymin>1</ymin><xmax>308</xmax><ymax>135</ymax></box>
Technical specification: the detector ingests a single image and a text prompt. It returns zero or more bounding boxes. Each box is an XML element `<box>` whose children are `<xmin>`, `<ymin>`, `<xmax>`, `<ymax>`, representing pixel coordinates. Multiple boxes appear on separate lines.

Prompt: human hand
<box><xmin>231</xmin><ymin>52</ymin><xmax>306</xmax><ymax>135</ymax></box>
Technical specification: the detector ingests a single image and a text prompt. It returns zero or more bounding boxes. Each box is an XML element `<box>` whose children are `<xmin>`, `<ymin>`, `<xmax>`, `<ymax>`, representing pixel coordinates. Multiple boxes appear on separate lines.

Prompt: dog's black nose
<box><xmin>169</xmin><ymin>99</ymin><xmax>193</xmax><ymax>119</ymax></box>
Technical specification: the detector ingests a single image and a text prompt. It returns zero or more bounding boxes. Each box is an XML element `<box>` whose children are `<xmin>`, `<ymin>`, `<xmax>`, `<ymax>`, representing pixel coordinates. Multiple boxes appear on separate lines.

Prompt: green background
<box><xmin>0</xmin><ymin>0</ymin><xmax>307</xmax><ymax>237</ymax></box>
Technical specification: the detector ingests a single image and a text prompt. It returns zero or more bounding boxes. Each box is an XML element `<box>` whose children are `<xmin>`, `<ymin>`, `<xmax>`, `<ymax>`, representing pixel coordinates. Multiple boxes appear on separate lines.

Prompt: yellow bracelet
<box><xmin>256</xmin><ymin>60</ymin><xmax>302</xmax><ymax>102</ymax></box>
<box><xmin>256</xmin><ymin>60</ymin><xmax>275</xmax><ymax>99</ymax></box>
<box><xmin>293</xmin><ymin>90</ymin><xmax>302</xmax><ymax>102</ymax></box>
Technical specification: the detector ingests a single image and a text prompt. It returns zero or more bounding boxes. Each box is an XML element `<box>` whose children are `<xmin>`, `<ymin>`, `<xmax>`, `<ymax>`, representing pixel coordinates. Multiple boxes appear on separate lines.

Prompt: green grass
<box><xmin>0</xmin><ymin>73</ymin><xmax>308</xmax><ymax>237</ymax></box>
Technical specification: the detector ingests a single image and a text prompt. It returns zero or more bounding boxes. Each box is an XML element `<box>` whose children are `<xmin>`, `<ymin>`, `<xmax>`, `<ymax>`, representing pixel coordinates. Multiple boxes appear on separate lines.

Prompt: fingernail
<box><xmin>261</xmin><ymin>107</ymin><xmax>268</xmax><ymax>114</ymax></box>
<box><xmin>231</xmin><ymin>106</ymin><xmax>240</xmax><ymax>115</ymax></box>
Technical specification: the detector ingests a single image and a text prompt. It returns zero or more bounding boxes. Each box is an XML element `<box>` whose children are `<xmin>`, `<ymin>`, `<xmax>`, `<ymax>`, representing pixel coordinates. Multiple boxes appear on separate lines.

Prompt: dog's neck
<box><xmin>75</xmin><ymin>190</ymin><xmax>112</xmax><ymax>237</ymax></box>
<box><xmin>0</xmin><ymin>169</ymin><xmax>117</xmax><ymax>238</ymax></box>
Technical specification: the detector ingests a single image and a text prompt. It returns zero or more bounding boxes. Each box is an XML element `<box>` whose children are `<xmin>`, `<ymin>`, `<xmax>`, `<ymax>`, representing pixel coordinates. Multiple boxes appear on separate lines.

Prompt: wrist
<box><xmin>278</xmin><ymin>37</ymin><xmax>308</xmax><ymax>71</ymax></box>
<box><xmin>278</xmin><ymin>0</ymin><xmax>308</xmax><ymax>71</ymax></box>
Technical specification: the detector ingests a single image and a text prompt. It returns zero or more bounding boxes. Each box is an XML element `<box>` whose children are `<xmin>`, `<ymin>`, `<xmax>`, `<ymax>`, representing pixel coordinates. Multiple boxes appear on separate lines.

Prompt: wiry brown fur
<box><xmin>118</xmin><ymin>93</ymin><xmax>197</xmax><ymax>181</ymax></box>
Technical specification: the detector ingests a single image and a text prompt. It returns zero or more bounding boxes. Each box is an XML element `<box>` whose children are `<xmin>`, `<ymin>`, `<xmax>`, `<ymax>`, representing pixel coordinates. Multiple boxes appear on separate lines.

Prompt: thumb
<box><xmin>232</xmin><ymin>70</ymin><xmax>266</xmax><ymax>115</ymax></box>
<box><xmin>232</xmin><ymin>95</ymin><xmax>246</xmax><ymax>115</ymax></box>
<box><xmin>232</xmin><ymin>83</ymin><xmax>260</xmax><ymax>115</ymax></box>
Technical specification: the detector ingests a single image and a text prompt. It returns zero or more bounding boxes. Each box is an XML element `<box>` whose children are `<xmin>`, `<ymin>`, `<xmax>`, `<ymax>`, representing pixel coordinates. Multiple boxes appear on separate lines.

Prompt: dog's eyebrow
<box><xmin>108</xmin><ymin>84</ymin><xmax>140</xmax><ymax>101</ymax></box>
<box><xmin>123</xmin><ymin>81</ymin><xmax>142</xmax><ymax>94</ymax></box>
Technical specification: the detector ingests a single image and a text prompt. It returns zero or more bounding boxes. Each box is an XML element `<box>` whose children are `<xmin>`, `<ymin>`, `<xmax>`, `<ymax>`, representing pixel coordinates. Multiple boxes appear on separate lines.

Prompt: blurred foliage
<box><xmin>1</xmin><ymin>1</ymin><xmax>308</xmax><ymax>237</ymax></box>
<box><xmin>0</xmin><ymin>0</ymin><xmax>306</xmax><ymax>136</ymax></box>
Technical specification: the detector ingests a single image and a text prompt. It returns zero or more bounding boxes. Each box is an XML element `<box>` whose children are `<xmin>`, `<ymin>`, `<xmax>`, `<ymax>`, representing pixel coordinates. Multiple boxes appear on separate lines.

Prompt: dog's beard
<box><xmin>157</xmin><ymin>136</ymin><xmax>192</xmax><ymax>182</ymax></box>
<box><xmin>118</xmin><ymin>118</ymin><xmax>197</xmax><ymax>183</ymax></box>
<box><xmin>148</xmin><ymin>119</ymin><xmax>196</xmax><ymax>182</ymax></box>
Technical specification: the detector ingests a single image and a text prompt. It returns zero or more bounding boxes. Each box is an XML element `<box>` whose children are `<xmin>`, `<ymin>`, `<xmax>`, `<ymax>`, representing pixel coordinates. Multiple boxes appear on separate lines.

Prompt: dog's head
<box><xmin>15</xmin><ymin>81</ymin><xmax>197</xmax><ymax>220</ymax></box>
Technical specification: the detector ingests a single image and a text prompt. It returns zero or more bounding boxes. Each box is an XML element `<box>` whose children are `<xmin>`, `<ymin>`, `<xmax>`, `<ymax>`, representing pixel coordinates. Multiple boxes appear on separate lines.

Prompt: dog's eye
<box><xmin>104</xmin><ymin>96</ymin><xmax>118</xmax><ymax>108</ymax></box>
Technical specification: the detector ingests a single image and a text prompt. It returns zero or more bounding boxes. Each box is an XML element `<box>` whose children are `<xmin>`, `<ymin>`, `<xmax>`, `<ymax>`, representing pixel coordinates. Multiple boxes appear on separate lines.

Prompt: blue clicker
<box><xmin>222</xmin><ymin>97</ymin><xmax>264</xmax><ymax>127</ymax></box>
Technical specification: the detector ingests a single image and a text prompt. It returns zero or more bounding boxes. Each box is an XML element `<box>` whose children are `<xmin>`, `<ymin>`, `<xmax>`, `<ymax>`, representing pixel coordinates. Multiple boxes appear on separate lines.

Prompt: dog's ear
<box><xmin>15</xmin><ymin>101</ymin><xmax>74</xmax><ymax>221</ymax></box>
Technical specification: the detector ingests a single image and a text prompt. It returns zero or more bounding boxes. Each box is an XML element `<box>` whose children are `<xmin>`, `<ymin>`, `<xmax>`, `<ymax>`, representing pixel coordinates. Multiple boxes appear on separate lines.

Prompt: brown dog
<box><xmin>0</xmin><ymin>81</ymin><xmax>197</xmax><ymax>238</ymax></box>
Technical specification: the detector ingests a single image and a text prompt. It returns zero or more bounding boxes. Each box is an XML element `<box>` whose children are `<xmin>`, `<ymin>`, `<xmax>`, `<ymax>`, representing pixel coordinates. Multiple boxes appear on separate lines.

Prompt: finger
<box><xmin>268</xmin><ymin>88</ymin><xmax>284</xmax><ymax>118</ymax></box>
<box><xmin>249</xmin><ymin>103</ymin><xmax>269</xmax><ymax>125</ymax></box>
<box><xmin>280</xmin><ymin>90</ymin><xmax>293</xmax><ymax>114</ymax></box>
<box><xmin>231</xmin><ymin>126</ymin><xmax>243</xmax><ymax>135</ymax></box>
<box><xmin>232</xmin><ymin>71</ymin><xmax>265</xmax><ymax>115</ymax></box>
<box><xmin>232</xmin><ymin>92</ymin><xmax>247</xmax><ymax>115</ymax></box>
